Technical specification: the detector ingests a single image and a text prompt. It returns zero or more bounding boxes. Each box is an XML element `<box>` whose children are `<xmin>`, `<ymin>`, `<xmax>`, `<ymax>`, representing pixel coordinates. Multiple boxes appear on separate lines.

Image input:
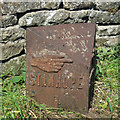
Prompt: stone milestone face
<box><xmin>26</xmin><ymin>23</ymin><xmax>96</xmax><ymax>113</ymax></box>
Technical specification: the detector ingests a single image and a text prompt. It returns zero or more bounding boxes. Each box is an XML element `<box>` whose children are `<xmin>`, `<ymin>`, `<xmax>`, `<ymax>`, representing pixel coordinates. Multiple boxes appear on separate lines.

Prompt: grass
<box><xmin>1</xmin><ymin>44</ymin><xmax>119</xmax><ymax>119</ymax></box>
<box><xmin>92</xmin><ymin>44</ymin><xmax>119</xmax><ymax>118</ymax></box>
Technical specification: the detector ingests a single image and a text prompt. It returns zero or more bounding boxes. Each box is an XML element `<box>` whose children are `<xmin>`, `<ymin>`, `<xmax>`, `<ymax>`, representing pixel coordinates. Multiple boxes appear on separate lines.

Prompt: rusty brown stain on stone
<box><xmin>26</xmin><ymin>23</ymin><xmax>96</xmax><ymax>113</ymax></box>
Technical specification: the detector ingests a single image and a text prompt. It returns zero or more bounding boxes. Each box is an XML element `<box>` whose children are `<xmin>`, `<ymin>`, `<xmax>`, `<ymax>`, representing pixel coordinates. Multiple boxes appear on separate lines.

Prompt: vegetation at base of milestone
<box><xmin>93</xmin><ymin>43</ymin><xmax>119</xmax><ymax>118</ymax></box>
<box><xmin>1</xmin><ymin>44</ymin><xmax>119</xmax><ymax>119</ymax></box>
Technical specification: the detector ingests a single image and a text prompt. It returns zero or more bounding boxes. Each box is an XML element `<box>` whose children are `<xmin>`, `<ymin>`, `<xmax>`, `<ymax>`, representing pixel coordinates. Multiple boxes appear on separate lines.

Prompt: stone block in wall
<box><xmin>0</xmin><ymin>15</ymin><xmax>17</xmax><ymax>28</ymax></box>
<box><xmin>19</xmin><ymin>9</ymin><xmax>70</xmax><ymax>27</ymax></box>
<box><xmin>2</xmin><ymin>1</ymin><xmax>61</xmax><ymax>15</ymax></box>
<box><xmin>96</xmin><ymin>35</ymin><xmax>119</xmax><ymax>47</ymax></box>
<box><xmin>97</xmin><ymin>25</ymin><xmax>120</xmax><ymax>36</ymax></box>
<box><xmin>89</xmin><ymin>10</ymin><xmax>115</xmax><ymax>24</ymax></box>
<box><xmin>2</xmin><ymin>55</ymin><xmax>26</xmax><ymax>74</ymax></box>
<box><xmin>1</xmin><ymin>40</ymin><xmax>25</xmax><ymax>61</ymax></box>
<box><xmin>46</xmin><ymin>9</ymin><xmax>70</xmax><ymax>24</ymax></box>
<box><xmin>1</xmin><ymin>25</ymin><xmax>25</xmax><ymax>43</ymax></box>
<box><xmin>63</xmin><ymin>1</ymin><xmax>94</xmax><ymax>10</ymax></box>
<box><xmin>69</xmin><ymin>10</ymin><xmax>90</xmax><ymax>23</ymax></box>
<box><xmin>114</xmin><ymin>10</ymin><xmax>120</xmax><ymax>23</ymax></box>
<box><xmin>95</xmin><ymin>1</ymin><xmax>120</xmax><ymax>12</ymax></box>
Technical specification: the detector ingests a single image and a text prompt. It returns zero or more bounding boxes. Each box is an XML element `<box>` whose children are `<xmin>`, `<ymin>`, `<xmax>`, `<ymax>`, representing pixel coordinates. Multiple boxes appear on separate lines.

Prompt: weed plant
<box><xmin>1</xmin><ymin>67</ymin><xmax>41</xmax><ymax>118</ymax></box>
<box><xmin>92</xmin><ymin>44</ymin><xmax>119</xmax><ymax>118</ymax></box>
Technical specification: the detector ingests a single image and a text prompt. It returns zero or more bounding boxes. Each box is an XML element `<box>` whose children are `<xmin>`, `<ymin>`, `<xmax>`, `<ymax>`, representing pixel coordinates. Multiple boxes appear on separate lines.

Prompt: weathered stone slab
<box><xmin>63</xmin><ymin>1</ymin><xmax>94</xmax><ymax>10</ymax></box>
<box><xmin>2</xmin><ymin>2</ymin><xmax>61</xmax><ymax>15</ymax></box>
<box><xmin>89</xmin><ymin>10</ymin><xmax>114</xmax><ymax>24</ymax></box>
<box><xmin>0</xmin><ymin>15</ymin><xmax>17</xmax><ymax>28</ymax></box>
<box><xmin>45</xmin><ymin>9</ymin><xmax>70</xmax><ymax>25</ymax></box>
<box><xmin>2</xmin><ymin>55</ymin><xmax>26</xmax><ymax>74</ymax></box>
<box><xmin>96</xmin><ymin>35</ymin><xmax>119</xmax><ymax>46</ymax></box>
<box><xmin>114</xmin><ymin>10</ymin><xmax>120</xmax><ymax>23</ymax></box>
<box><xmin>19</xmin><ymin>10</ymin><xmax>70</xmax><ymax>27</ymax></box>
<box><xmin>69</xmin><ymin>10</ymin><xmax>90</xmax><ymax>23</ymax></box>
<box><xmin>0</xmin><ymin>25</ymin><xmax>25</xmax><ymax>43</ymax></box>
<box><xmin>26</xmin><ymin>23</ymin><xmax>96</xmax><ymax>113</ymax></box>
<box><xmin>70</xmin><ymin>10</ymin><xmax>90</xmax><ymax>18</ymax></box>
<box><xmin>105</xmin><ymin>35</ymin><xmax>119</xmax><ymax>46</ymax></box>
<box><xmin>1</xmin><ymin>40</ymin><xmax>25</xmax><ymax>60</ymax></box>
<box><xmin>95</xmin><ymin>1</ymin><xmax>120</xmax><ymax>12</ymax></box>
<box><xmin>97</xmin><ymin>25</ymin><xmax>120</xmax><ymax>36</ymax></box>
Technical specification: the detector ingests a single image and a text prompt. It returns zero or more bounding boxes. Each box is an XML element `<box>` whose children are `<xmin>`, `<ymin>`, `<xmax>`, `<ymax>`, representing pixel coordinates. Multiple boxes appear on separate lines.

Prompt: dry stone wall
<box><xmin>0</xmin><ymin>1</ymin><xmax>120</xmax><ymax>74</ymax></box>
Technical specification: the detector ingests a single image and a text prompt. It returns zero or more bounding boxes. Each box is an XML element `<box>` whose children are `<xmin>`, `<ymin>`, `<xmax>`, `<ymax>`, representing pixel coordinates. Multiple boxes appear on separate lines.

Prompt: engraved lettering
<box><xmin>42</xmin><ymin>74</ymin><xmax>47</xmax><ymax>87</ymax></box>
<box><xmin>63</xmin><ymin>77</ymin><xmax>68</xmax><ymax>89</ymax></box>
<box><xmin>30</xmin><ymin>69</ymin><xmax>85</xmax><ymax>90</ymax></box>
<box><xmin>78</xmin><ymin>75</ymin><xmax>83</xmax><ymax>89</ymax></box>
<box><xmin>48</xmin><ymin>74</ymin><xmax>54</xmax><ymax>87</ymax></box>
<box><xmin>70</xmin><ymin>78</ymin><xmax>76</xmax><ymax>89</ymax></box>
<box><xmin>46</xmin><ymin>28</ymin><xmax>91</xmax><ymax>41</ymax></box>
<box><xmin>30</xmin><ymin>72</ymin><xmax>36</xmax><ymax>86</ymax></box>
<box><xmin>56</xmin><ymin>74</ymin><xmax>61</xmax><ymax>88</ymax></box>
<box><xmin>80</xmin><ymin>40</ymin><xmax>88</xmax><ymax>52</ymax></box>
<box><xmin>54</xmin><ymin>96</ymin><xmax>60</xmax><ymax>108</ymax></box>
<box><xmin>56</xmin><ymin>79</ymin><xmax>61</xmax><ymax>88</ymax></box>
